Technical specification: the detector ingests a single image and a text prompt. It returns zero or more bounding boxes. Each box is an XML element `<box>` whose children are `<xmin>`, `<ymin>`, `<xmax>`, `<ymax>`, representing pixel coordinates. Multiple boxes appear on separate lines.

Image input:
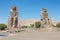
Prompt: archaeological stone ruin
<box><xmin>6</xmin><ymin>6</ymin><xmax>57</xmax><ymax>32</ymax></box>
<box><xmin>7</xmin><ymin>6</ymin><xmax>18</xmax><ymax>29</ymax></box>
<box><xmin>40</xmin><ymin>8</ymin><xmax>52</xmax><ymax>30</ymax></box>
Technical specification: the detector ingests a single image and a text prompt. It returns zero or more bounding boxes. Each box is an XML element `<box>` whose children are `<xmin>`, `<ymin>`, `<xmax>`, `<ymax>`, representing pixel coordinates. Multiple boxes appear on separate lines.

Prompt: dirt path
<box><xmin>0</xmin><ymin>30</ymin><xmax>60</xmax><ymax>40</ymax></box>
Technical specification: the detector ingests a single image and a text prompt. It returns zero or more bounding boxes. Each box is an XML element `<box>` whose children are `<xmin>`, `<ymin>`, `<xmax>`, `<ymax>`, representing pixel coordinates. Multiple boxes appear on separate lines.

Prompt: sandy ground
<box><xmin>0</xmin><ymin>28</ymin><xmax>60</xmax><ymax>40</ymax></box>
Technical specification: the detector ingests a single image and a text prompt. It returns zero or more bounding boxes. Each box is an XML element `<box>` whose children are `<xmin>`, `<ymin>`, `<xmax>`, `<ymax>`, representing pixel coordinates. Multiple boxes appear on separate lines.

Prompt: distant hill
<box><xmin>52</xmin><ymin>21</ymin><xmax>59</xmax><ymax>26</ymax></box>
<box><xmin>18</xmin><ymin>19</ymin><xmax>37</xmax><ymax>26</ymax></box>
<box><xmin>18</xmin><ymin>19</ymin><xmax>60</xmax><ymax>27</ymax></box>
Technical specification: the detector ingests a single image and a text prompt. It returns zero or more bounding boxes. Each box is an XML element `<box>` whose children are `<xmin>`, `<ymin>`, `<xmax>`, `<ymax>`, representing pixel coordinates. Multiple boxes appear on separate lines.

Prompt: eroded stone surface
<box><xmin>7</xmin><ymin>6</ymin><xmax>18</xmax><ymax>29</ymax></box>
<box><xmin>40</xmin><ymin>8</ymin><xmax>52</xmax><ymax>30</ymax></box>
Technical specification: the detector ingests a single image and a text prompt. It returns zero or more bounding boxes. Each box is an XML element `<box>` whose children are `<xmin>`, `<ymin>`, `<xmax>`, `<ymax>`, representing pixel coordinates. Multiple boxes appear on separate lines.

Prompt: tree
<box><xmin>35</xmin><ymin>22</ymin><xmax>41</xmax><ymax>28</ymax></box>
<box><xmin>0</xmin><ymin>24</ymin><xmax>7</xmax><ymax>30</ymax></box>
<box><xmin>56</xmin><ymin>23</ymin><xmax>60</xmax><ymax>28</ymax></box>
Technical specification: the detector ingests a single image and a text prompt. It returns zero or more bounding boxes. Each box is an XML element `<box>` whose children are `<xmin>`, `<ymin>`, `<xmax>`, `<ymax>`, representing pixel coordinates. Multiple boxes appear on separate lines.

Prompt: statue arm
<box><xmin>15</xmin><ymin>12</ymin><xmax>18</xmax><ymax>18</ymax></box>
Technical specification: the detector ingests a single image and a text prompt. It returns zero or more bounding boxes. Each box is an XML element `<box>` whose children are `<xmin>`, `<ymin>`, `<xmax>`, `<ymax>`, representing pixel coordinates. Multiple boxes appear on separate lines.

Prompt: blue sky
<box><xmin>0</xmin><ymin>0</ymin><xmax>60</xmax><ymax>24</ymax></box>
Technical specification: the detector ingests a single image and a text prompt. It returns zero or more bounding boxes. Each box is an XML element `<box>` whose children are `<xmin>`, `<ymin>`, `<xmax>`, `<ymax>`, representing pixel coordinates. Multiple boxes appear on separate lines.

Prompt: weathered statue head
<box><xmin>40</xmin><ymin>8</ymin><xmax>48</xmax><ymax>19</ymax></box>
<box><xmin>42</xmin><ymin>8</ymin><xmax>47</xmax><ymax>12</ymax></box>
<box><xmin>10</xmin><ymin>6</ymin><xmax>17</xmax><ymax>11</ymax></box>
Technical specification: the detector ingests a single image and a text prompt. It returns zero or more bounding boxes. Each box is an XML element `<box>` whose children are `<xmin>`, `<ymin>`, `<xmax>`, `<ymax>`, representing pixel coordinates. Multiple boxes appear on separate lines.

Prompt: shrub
<box><xmin>0</xmin><ymin>24</ymin><xmax>7</xmax><ymax>30</ymax></box>
<box><xmin>21</xmin><ymin>26</ymin><xmax>28</xmax><ymax>28</ymax></box>
<box><xmin>35</xmin><ymin>22</ymin><xmax>41</xmax><ymax>28</ymax></box>
<box><xmin>56</xmin><ymin>23</ymin><xmax>60</xmax><ymax>28</ymax></box>
<box><xmin>52</xmin><ymin>24</ymin><xmax>56</xmax><ymax>27</ymax></box>
<box><xmin>30</xmin><ymin>24</ymin><xmax>34</xmax><ymax>28</ymax></box>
